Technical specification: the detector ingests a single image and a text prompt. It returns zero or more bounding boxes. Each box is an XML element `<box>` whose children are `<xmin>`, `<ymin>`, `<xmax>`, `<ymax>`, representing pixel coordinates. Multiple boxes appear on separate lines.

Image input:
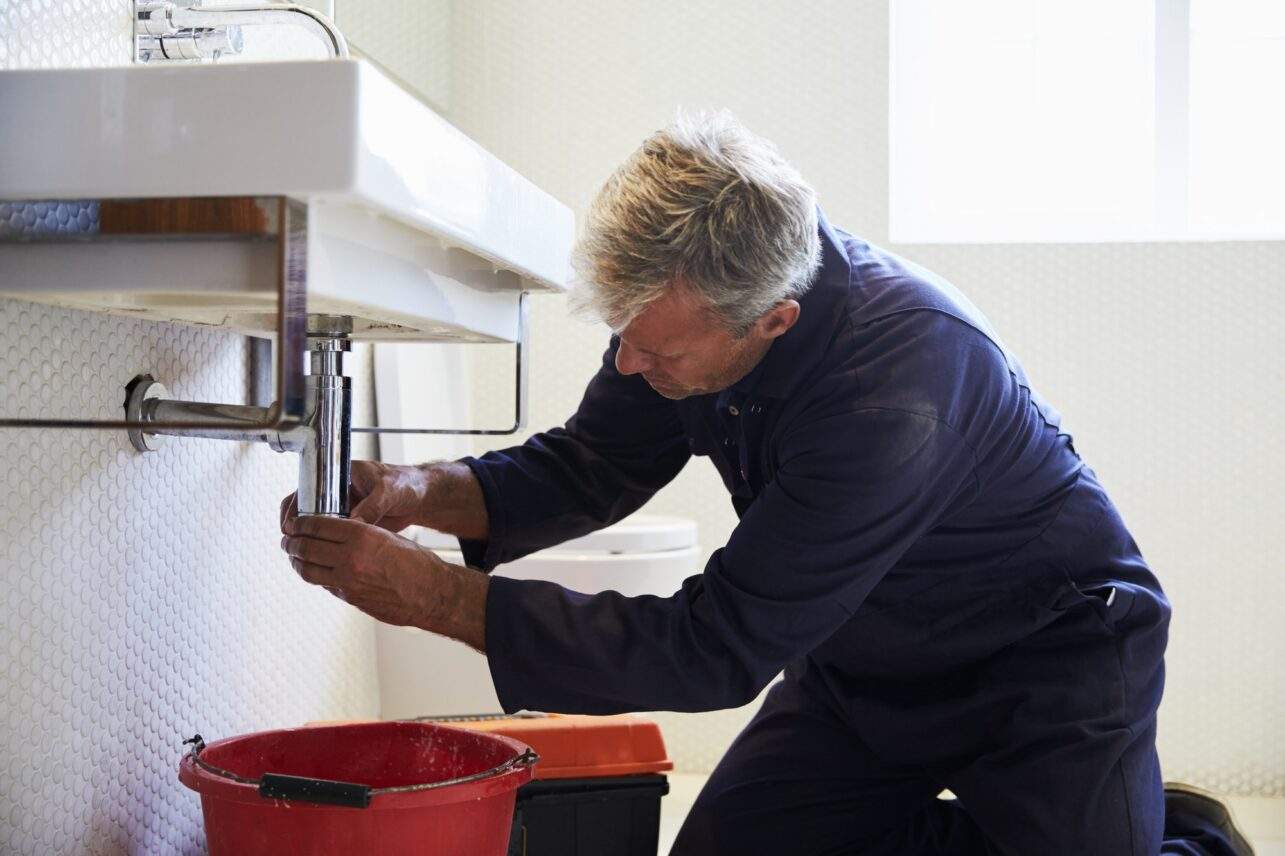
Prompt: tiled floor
<box><xmin>656</xmin><ymin>774</ymin><xmax>703</xmax><ymax>853</ymax></box>
<box><xmin>658</xmin><ymin>773</ymin><xmax>1285</xmax><ymax>855</ymax></box>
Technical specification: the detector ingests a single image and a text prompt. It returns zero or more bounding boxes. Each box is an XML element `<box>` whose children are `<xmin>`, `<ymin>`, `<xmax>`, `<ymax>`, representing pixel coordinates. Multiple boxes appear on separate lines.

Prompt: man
<box><xmin>280</xmin><ymin>113</ymin><xmax>1252</xmax><ymax>855</ymax></box>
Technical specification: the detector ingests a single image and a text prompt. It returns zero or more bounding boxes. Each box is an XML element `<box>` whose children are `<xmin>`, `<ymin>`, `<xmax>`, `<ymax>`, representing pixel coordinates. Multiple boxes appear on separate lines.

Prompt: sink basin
<box><xmin>0</xmin><ymin>59</ymin><xmax>573</xmax><ymax>342</ymax></box>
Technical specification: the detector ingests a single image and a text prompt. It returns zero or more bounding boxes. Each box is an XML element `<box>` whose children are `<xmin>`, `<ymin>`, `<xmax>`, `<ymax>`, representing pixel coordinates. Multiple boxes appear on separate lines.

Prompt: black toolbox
<box><xmin>420</xmin><ymin>713</ymin><xmax>673</xmax><ymax>856</ymax></box>
<box><xmin>510</xmin><ymin>773</ymin><xmax>670</xmax><ymax>856</ymax></box>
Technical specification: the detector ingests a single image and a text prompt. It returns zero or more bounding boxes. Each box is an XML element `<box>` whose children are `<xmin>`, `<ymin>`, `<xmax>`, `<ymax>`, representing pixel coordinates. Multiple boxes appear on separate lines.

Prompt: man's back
<box><xmin>662</xmin><ymin>217</ymin><xmax>1162</xmax><ymax>687</ymax></box>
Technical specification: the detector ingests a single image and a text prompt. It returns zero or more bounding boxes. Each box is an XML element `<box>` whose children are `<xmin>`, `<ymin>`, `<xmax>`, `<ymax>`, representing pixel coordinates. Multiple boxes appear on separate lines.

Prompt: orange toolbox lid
<box><xmin>418</xmin><ymin>713</ymin><xmax>673</xmax><ymax>781</ymax></box>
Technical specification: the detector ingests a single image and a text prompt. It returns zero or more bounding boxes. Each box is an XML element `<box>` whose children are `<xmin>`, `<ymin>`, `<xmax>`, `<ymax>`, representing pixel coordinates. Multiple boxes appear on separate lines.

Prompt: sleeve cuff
<box><xmin>457</xmin><ymin>456</ymin><xmax>506</xmax><ymax>572</ymax></box>
<box><xmin>484</xmin><ymin>575</ymin><xmax>529</xmax><ymax>714</ymax></box>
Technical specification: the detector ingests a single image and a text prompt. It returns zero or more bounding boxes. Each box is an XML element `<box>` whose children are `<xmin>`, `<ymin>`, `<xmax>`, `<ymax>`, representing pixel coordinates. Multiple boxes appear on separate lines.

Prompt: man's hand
<box><xmin>280</xmin><ymin>514</ymin><xmax>489</xmax><ymax>652</ymax></box>
<box><xmin>279</xmin><ymin>460</ymin><xmax>489</xmax><ymax>540</ymax></box>
<box><xmin>349</xmin><ymin>461</ymin><xmax>436</xmax><ymax>529</ymax></box>
<box><xmin>279</xmin><ymin>461</ymin><xmax>429</xmax><ymax>534</ymax></box>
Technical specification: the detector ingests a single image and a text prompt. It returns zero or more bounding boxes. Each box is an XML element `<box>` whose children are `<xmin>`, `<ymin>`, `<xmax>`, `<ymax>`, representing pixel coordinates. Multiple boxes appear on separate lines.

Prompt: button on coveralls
<box><xmin>460</xmin><ymin>213</ymin><xmax>1206</xmax><ymax>854</ymax></box>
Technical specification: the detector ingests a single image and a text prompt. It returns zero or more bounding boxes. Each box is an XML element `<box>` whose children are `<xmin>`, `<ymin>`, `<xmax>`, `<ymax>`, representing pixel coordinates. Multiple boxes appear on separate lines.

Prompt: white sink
<box><xmin>0</xmin><ymin>59</ymin><xmax>573</xmax><ymax>342</ymax></box>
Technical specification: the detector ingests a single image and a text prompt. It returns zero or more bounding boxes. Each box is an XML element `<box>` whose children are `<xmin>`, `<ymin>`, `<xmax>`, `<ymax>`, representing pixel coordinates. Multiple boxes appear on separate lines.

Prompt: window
<box><xmin>890</xmin><ymin>1</ymin><xmax>1285</xmax><ymax>243</ymax></box>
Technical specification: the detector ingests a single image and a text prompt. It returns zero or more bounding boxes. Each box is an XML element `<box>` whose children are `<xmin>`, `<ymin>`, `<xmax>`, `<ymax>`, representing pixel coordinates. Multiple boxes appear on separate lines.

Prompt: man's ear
<box><xmin>756</xmin><ymin>300</ymin><xmax>801</xmax><ymax>340</ymax></box>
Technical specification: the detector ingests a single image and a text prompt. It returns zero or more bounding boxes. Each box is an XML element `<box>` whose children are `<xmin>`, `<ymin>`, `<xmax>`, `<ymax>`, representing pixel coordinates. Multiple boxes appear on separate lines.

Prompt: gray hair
<box><xmin>571</xmin><ymin>110</ymin><xmax>822</xmax><ymax>336</ymax></box>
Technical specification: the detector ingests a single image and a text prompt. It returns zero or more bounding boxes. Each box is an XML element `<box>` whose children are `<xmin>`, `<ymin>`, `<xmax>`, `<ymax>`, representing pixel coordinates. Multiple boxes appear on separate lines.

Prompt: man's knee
<box><xmin>669</xmin><ymin>782</ymin><xmax>951</xmax><ymax>856</ymax></box>
<box><xmin>667</xmin><ymin>786</ymin><xmax>748</xmax><ymax>855</ymax></box>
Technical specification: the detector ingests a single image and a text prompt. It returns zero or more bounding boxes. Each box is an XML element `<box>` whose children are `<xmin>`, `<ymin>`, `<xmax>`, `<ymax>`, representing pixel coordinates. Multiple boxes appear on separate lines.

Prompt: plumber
<box><xmin>280</xmin><ymin>113</ymin><xmax>1250</xmax><ymax>856</ymax></box>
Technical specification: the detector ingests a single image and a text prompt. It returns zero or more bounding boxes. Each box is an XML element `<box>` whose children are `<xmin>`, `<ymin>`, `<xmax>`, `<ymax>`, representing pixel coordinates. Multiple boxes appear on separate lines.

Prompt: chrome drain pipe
<box><xmin>298</xmin><ymin>316</ymin><xmax>352</xmax><ymax>517</ymax></box>
<box><xmin>125</xmin><ymin>314</ymin><xmax>353</xmax><ymax>517</ymax></box>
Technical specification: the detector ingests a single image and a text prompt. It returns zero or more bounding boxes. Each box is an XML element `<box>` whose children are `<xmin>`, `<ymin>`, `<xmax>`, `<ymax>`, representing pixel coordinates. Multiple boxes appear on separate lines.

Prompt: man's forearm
<box><xmin>417</xmin><ymin>460</ymin><xmax>489</xmax><ymax>541</ymax></box>
<box><xmin>419</xmin><ymin>557</ymin><xmax>490</xmax><ymax>654</ymax></box>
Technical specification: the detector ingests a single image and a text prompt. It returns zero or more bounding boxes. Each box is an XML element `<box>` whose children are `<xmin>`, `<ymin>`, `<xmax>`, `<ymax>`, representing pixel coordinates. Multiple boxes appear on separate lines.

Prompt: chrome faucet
<box><xmin>134</xmin><ymin>0</ymin><xmax>349</xmax><ymax>64</ymax></box>
<box><xmin>126</xmin><ymin>314</ymin><xmax>353</xmax><ymax>517</ymax></box>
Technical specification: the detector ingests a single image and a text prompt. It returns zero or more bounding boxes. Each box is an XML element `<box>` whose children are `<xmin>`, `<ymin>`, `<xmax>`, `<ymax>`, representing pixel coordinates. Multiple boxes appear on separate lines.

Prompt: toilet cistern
<box><xmin>125</xmin><ymin>313</ymin><xmax>354</xmax><ymax>517</ymax></box>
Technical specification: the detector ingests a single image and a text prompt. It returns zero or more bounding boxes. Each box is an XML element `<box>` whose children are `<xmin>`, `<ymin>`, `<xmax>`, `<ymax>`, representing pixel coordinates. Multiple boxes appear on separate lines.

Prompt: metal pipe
<box><xmin>297</xmin><ymin>321</ymin><xmax>352</xmax><ymax>516</ymax></box>
<box><xmin>171</xmin><ymin>6</ymin><xmax>348</xmax><ymax>57</ymax></box>
<box><xmin>144</xmin><ymin>399</ymin><xmax>305</xmax><ymax>449</ymax></box>
<box><xmin>248</xmin><ymin>336</ymin><xmax>274</xmax><ymax>408</ymax></box>
<box><xmin>125</xmin><ymin>314</ymin><xmax>353</xmax><ymax>517</ymax></box>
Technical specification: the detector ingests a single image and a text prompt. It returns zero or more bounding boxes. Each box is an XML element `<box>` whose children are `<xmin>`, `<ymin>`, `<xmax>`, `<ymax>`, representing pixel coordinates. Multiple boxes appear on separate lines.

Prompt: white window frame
<box><xmin>890</xmin><ymin>0</ymin><xmax>1284</xmax><ymax>244</ymax></box>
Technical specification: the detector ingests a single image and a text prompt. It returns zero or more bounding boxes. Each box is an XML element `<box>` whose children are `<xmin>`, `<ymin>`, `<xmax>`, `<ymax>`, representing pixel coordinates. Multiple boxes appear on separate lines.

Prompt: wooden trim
<box><xmin>99</xmin><ymin>196</ymin><xmax>277</xmax><ymax>236</ymax></box>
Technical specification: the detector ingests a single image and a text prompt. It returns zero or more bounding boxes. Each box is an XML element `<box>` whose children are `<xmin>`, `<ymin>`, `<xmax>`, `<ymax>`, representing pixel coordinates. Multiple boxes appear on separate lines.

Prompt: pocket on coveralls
<box><xmin>1045</xmin><ymin>579</ymin><xmax>1137</xmax><ymax>636</ymax></box>
<box><xmin>1068</xmin><ymin>582</ymin><xmax>1138</xmax><ymax>634</ymax></box>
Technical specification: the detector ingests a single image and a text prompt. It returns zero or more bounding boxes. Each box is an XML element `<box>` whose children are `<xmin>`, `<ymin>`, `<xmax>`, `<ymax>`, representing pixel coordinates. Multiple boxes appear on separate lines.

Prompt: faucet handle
<box><xmin>137</xmin><ymin>26</ymin><xmax>244</xmax><ymax>63</ymax></box>
<box><xmin>136</xmin><ymin>0</ymin><xmax>182</xmax><ymax>37</ymax></box>
<box><xmin>136</xmin><ymin>1</ymin><xmax>245</xmax><ymax>63</ymax></box>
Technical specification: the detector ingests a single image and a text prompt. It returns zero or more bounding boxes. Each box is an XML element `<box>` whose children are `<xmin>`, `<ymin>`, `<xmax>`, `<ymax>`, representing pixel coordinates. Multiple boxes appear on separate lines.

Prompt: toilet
<box><xmin>375</xmin><ymin>514</ymin><xmax>701</xmax><ymax>717</ymax></box>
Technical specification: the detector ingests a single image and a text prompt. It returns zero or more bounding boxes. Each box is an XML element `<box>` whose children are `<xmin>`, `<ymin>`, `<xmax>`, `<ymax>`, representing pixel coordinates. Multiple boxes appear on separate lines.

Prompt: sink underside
<box><xmin>0</xmin><ymin>60</ymin><xmax>574</xmax><ymax>344</ymax></box>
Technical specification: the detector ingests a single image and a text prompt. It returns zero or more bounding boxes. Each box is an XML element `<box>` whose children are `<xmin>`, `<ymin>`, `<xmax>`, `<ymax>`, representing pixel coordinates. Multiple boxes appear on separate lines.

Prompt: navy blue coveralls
<box><xmin>459</xmin><ymin>214</ymin><xmax>1203</xmax><ymax>854</ymax></box>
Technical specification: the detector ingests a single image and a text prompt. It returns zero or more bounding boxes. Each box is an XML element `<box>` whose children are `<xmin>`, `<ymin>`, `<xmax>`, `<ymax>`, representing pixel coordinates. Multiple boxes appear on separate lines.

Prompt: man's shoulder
<box><xmin>837</xmin><ymin>238</ymin><xmax>1004</xmax><ymax>350</ymax></box>
<box><xmin>784</xmin><ymin>240</ymin><xmax>1018</xmax><ymax>429</ymax></box>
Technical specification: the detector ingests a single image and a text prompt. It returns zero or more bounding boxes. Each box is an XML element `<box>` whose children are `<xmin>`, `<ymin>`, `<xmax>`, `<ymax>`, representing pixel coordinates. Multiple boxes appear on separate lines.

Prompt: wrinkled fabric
<box><xmin>462</xmin><ymin>211</ymin><xmax>1167</xmax><ymax>723</ymax></box>
<box><xmin>454</xmin><ymin>211</ymin><xmax>1205</xmax><ymax>853</ymax></box>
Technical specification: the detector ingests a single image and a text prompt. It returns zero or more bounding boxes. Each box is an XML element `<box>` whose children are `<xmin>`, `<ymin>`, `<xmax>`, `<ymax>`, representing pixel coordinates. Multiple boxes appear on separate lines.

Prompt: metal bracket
<box><xmin>351</xmin><ymin>291</ymin><xmax>530</xmax><ymax>438</ymax></box>
<box><xmin>1</xmin><ymin>194</ymin><xmax>530</xmax><ymax>441</ymax></box>
<box><xmin>0</xmin><ymin>195</ymin><xmax>309</xmax><ymax>435</ymax></box>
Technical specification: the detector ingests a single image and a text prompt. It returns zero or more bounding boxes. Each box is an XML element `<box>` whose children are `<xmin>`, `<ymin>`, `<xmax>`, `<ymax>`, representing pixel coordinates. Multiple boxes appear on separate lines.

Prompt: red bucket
<box><xmin>178</xmin><ymin>721</ymin><xmax>537</xmax><ymax>856</ymax></box>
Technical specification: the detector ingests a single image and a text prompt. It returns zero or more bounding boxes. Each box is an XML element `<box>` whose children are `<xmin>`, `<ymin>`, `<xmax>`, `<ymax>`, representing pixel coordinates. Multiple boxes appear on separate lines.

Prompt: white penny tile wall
<box><xmin>0</xmin><ymin>3</ymin><xmax>381</xmax><ymax>853</ymax></box>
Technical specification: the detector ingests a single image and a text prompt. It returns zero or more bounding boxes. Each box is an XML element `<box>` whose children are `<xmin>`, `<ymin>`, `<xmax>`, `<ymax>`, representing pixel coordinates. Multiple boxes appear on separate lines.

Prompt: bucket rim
<box><xmin>178</xmin><ymin>721</ymin><xmax>537</xmax><ymax>810</ymax></box>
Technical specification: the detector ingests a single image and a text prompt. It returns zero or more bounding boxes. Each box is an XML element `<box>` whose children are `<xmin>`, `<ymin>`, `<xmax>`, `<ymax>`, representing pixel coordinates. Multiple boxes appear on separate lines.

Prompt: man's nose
<box><xmin>615</xmin><ymin>341</ymin><xmax>649</xmax><ymax>376</ymax></box>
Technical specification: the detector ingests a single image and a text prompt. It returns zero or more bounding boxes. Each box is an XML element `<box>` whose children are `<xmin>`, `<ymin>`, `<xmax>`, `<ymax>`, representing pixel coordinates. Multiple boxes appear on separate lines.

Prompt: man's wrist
<box><xmin>416</xmin><ymin>460</ymin><xmax>489</xmax><ymax>540</ymax></box>
<box><xmin>417</xmin><ymin>554</ymin><xmax>489</xmax><ymax>654</ymax></box>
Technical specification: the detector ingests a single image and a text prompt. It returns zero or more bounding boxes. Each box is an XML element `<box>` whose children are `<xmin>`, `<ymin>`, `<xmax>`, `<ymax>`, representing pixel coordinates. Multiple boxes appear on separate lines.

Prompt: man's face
<box><xmin>614</xmin><ymin>286</ymin><xmax>793</xmax><ymax>400</ymax></box>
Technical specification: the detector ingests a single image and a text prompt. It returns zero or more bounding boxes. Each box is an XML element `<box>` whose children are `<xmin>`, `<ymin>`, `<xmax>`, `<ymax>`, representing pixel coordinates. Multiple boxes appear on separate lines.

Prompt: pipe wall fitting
<box><xmin>126</xmin><ymin>314</ymin><xmax>353</xmax><ymax>517</ymax></box>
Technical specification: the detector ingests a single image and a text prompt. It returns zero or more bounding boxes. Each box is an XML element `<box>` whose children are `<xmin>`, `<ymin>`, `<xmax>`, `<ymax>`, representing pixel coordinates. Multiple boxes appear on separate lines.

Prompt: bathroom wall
<box><xmin>447</xmin><ymin>0</ymin><xmax>1284</xmax><ymax>792</ymax></box>
<box><xmin>1</xmin><ymin>15</ymin><xmax>1268</xmax><ymax>856</ymax></box>
<box><xmin>336</xmin><ymin>0</ymin><xmax>452</xmax><ymax>112</ymax></box>
<box><xmin>0</xmin><ymin>4</ymin><xmax>382</xmax><ymax>853</ymax></box>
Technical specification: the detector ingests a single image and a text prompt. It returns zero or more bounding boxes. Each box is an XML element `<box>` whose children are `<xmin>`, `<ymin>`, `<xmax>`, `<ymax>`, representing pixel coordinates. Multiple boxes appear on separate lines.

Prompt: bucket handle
<box><xmin>183</xmin><ymin>734</ymin><xmax>540</xmax><ymax>809</ymax></box>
